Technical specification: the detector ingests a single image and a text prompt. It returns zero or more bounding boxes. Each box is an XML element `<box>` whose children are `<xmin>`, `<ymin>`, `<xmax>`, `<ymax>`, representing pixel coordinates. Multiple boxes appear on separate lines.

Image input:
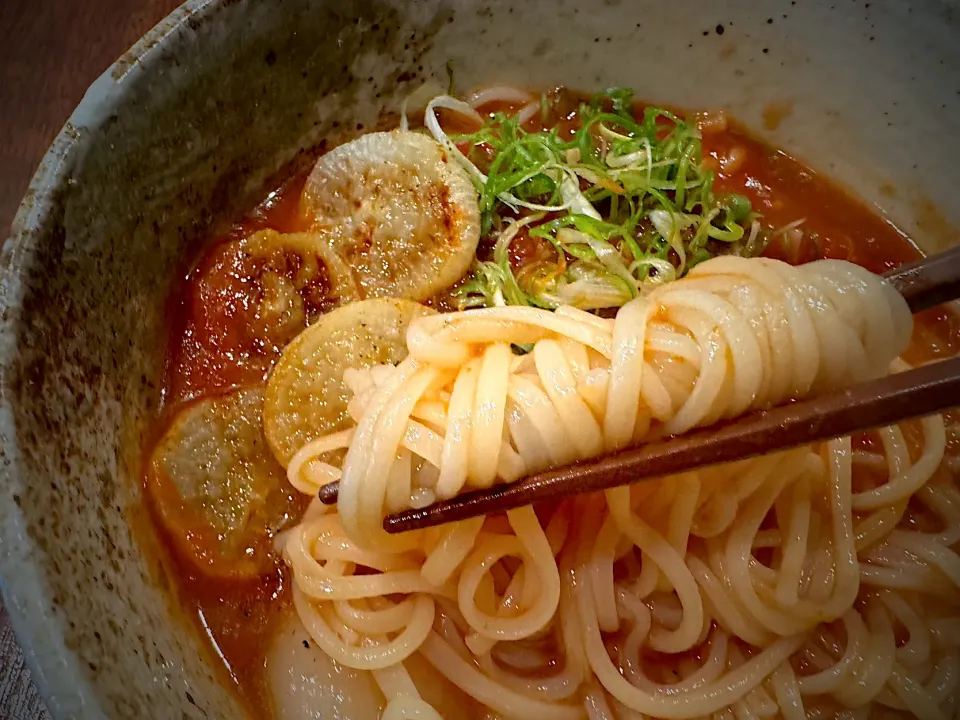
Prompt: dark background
<box><xmin>0</xmin><ymin>0</ymin><xmax>182</xmax><ymax>233</ymax></box>
<box><xmin>0</xmin><ymin>1</ymin><xmax>181</xmax><ymax>715</ymax></box>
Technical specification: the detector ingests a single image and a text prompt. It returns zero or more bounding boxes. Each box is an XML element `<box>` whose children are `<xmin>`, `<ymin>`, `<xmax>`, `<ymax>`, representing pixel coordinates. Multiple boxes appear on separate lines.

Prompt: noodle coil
<box><xmin>279</xmin><ymin>256</ymin><xmax>956</xmax><ymax>719</ymax></box>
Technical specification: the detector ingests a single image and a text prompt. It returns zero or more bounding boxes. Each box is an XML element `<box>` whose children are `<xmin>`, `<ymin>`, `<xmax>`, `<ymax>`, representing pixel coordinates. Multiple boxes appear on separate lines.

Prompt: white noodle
<box><xmin>281</xmin><ymin>255</ymin><xmax>955</xmax><ymax>719</ymax></box>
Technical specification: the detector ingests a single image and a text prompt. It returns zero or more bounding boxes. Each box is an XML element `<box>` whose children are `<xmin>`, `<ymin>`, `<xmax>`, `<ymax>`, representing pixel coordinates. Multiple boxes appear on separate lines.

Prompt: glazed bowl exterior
<box><xmin>1</xmin><ymin>0</ymin><xmax>957</xmax><ymax>717</ymax></box>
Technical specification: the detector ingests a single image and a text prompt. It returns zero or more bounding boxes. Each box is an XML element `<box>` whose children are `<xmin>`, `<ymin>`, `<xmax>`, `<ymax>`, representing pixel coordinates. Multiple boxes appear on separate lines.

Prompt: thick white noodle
<box><xmin>280</xmin><ymin>256</ymin><xmax>956</xmax><ymax>719</ymax></box>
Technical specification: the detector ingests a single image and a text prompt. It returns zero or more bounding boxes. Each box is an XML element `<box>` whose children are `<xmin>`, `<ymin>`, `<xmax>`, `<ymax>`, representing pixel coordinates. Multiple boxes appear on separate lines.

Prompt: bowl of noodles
<box><xmin>1</xmin><ymin>0</ymin><xmax>959</xmax><ymax>718</ymax></box>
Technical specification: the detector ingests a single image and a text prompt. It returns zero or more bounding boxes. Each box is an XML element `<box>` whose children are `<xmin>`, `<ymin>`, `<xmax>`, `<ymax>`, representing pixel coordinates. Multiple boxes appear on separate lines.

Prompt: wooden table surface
<box><xmin>0</xmin><ymin>1</ymin><xmax>183</xmax><ymax>716</ymax></box>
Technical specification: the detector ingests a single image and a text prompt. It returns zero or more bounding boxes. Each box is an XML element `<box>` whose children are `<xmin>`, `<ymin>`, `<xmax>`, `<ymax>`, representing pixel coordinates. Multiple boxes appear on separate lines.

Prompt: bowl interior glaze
<box><xmin>1</xmin><ymin>0</ymin><xmax>957</xmax><ymax>717</ymax></box>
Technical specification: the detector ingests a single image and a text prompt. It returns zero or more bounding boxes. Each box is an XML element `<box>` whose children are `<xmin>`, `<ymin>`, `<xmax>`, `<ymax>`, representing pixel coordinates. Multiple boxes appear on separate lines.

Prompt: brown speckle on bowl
<box><xmin>0</xmin><ymin>0</ymin><xmax>453</xmax><ymax>717</ymax></box>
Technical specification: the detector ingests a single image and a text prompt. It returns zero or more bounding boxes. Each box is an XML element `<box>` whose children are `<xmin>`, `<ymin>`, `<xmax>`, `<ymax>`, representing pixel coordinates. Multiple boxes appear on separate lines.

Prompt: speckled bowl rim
<box><xmin>0</xmin><ymin>2</ymin><xmax>210</xmax><ymax>715</ymax></box>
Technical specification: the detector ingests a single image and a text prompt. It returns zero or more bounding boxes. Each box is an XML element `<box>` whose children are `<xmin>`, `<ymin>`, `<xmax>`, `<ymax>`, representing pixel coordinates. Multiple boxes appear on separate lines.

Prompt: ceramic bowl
<box><xmin>1</xmin><ymin>0</ymin><xmax>957</xmax><ymax>717</ymax></box>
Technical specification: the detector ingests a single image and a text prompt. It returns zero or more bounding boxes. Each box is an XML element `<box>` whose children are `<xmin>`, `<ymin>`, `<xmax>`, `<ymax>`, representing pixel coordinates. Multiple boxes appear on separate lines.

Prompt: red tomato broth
<box><xmin>147</xmin><ymin>476</ymin><xmax>292</xmax><ymax>717</ymax></box>
<box><xmin>163</xmin><ymin>173</ymin><xmax>315</xmax><ymax>405</ymax></box>
<box><xmin>145</xmin><ymin>93</ymin><xmax>960</xmax><ymax>719</ymax></box>
<box><xmin>147</xmin><ymin>173</ymin><xmax>318</xmax><ymax>718</ymax></box>
<box><xmin>140</xmin><ymin>392</ymin><xmax>308</xmax><ymax>717</ymax></box>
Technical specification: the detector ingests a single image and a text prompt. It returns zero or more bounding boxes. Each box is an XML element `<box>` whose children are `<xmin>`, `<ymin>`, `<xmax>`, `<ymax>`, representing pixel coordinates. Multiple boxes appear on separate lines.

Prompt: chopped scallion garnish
<box><xmin>427</xmin><ymin>88</ymin><xmax>769</xmax><ymax>311</ymax></box>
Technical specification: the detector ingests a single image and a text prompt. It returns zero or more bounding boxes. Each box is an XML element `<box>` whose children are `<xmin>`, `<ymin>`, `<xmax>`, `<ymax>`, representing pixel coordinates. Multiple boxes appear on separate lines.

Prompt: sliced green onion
<box><xmin>431</xmin><ymin>86</ymin><xmax>776</xmax><ymax>314</ymax></box>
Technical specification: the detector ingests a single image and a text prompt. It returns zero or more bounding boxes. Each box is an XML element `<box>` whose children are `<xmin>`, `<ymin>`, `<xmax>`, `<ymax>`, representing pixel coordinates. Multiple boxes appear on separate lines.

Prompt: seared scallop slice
<box><xmin>302</xmin><ymin>130</ymin><xmax>480</xmax><ymax>301</ymax></box>
<box><xmin>264</xmin><ymin>298</ymin><xmax>433</xmax><ymax>466</ymax></box>
<box><xmin>148</xmin><ymin>387</ymin><xmax>302</xmax><ymax>579</ymax></box>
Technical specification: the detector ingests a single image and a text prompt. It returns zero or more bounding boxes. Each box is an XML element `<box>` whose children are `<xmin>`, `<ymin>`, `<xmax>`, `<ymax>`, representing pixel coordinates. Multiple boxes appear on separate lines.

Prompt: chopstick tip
<box><xmin>318</xmin><ymin>481</ymin><xmax>340</xmax><ymax>505</ymax></box>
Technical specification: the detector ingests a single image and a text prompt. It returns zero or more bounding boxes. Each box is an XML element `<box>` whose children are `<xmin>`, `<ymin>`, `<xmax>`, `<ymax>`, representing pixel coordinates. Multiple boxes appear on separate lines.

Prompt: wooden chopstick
<box><xmin>384</xmin><ymin>355</ymin><xmax>960</xmax><ymax>532</ymax></box>
<box><xmin>882</xmin><ymin>244</ymin><xmax>960</xmax><ymax>313</ymax></box>
<box><xmin>315</xmin><ymin>247</ymin><xmax>960</xmax><ymax>531</ymax></box>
